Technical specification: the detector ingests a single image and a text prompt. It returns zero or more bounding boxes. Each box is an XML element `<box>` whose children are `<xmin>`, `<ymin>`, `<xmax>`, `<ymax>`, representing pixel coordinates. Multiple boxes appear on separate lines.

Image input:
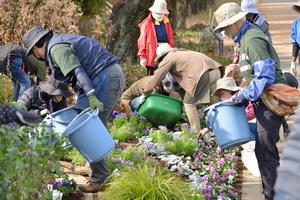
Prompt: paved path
<box><xmin>241</xmin><ymin>1</ymin><xmax>296</xmax><ymax>199</ymax></box>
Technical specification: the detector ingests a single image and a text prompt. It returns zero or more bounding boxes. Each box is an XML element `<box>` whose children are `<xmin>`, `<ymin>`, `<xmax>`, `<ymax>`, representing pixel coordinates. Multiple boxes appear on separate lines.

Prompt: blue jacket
<box><xmin>291</xmin><ymin>17</ymin><xmax>300</xmax><ymax>44</ymax></box>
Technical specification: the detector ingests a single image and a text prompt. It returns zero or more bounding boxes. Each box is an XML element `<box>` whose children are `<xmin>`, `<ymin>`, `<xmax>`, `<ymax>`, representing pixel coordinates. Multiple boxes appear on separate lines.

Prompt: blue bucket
<box><xmin>204</xmin><ymin>101</ymin><xmax>253</xmax><ymax>149</ymax></box>
<box><xmin>43</xmin><ymin>107</ymin><xmax>78</xmax><ymax>134</ymax></box>
<box><xmin>64</xmin><ymin>108</ymin><xmax>115</xmax><ymax>163</ymax></box>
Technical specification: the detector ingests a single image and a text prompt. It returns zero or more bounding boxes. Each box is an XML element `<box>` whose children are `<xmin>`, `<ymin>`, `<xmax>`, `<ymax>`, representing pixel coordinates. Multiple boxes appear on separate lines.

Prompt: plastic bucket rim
<box><xmin>64</xmin><ymin>108</ymin><xmax>99</xmax><ymax>136</ymax></box>
<box><xmin>44</xmin><ymin>106</ymin><xmax>76</xmax><ymax>124</ymax></box>
<box><xmin>137</xmin><ymin>93</ymin><xmax>183</xmax><ymax>112</ymax></box>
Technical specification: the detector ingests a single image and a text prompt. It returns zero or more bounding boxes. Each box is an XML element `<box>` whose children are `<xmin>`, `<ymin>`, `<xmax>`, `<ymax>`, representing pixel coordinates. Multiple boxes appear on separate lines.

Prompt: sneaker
<box><xmin>290</xmin><ymin>62</ymin><xmax>297</xmax><ymax>76</ymax></box>
<box><xmin>77</xmin><ymin>181</ymin><xmax>107</xmax><ymax>193</ymax></box>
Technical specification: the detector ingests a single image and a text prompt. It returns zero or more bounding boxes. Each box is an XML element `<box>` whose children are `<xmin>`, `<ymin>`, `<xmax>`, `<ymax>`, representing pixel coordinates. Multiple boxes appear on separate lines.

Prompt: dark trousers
<box><xmin>253</xmin><ymin>100</ymin><xmax>283</xmax><ymax>200</ymax></box>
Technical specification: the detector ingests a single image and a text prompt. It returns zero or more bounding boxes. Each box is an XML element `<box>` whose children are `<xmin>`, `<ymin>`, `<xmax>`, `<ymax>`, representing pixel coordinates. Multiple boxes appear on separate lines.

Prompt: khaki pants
<box><xmin>181</xmin><ymin>68</ymin><xmax>221</xmax><ymax>133</ymax></box>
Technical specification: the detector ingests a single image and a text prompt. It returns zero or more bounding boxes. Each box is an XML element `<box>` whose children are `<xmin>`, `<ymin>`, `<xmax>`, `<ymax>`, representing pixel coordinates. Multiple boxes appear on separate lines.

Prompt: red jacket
<box><xmin>137</xmin><ymin>13</ymin><xmax>175</xmax><ymax>67</ymax></box>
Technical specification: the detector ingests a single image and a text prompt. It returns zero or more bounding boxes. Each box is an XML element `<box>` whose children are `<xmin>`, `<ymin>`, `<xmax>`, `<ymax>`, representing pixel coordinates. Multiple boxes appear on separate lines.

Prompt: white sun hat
<box><xmin>214</xmin><ymin>2</ymin><xmax>248</xmax><ymax>32</ymax></box>
<box><xmin>155</xmin><ymin>43</ymin><xmax>173</xmax><ymax>62</ymax></box>
<box><xmin>149</xmin><ymin>0</ymin><xmax>169</xmax><ymax>14</ymax></box>
<box><xmin>241</xmin><ymin>0</ymin><xmax>260</xmax><ymax>14</ymax></box>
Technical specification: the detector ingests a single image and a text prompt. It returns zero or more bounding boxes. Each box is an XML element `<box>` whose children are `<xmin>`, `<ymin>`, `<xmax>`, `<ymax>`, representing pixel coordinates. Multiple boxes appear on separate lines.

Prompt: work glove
<box><xmin>15</xmin><ymin>109</ymin><xmax>42</xmax><ymax>126</ymax></box>
<box><xmin>138</xmin><ymin>94</ymin><xmax>146</xmax><ymax>105</ymax></box>
<box><xmin>140</xmin><ymin>59</ymin><xmax>146</xmax><ymax>67</ymax></box>
<box><xmin>231</xmin><ymin>92</ymin><xmax>248</xmax><ymax>106</ymax></box>
<box><xmin>88</xmin><ymin>95</ymin><xmax>104</xmax><ymax>112</ymax></box>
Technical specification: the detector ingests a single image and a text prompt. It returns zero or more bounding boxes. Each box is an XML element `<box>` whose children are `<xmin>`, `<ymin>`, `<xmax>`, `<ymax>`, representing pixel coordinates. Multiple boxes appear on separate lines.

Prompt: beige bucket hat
<box><xmin>214</xmin><ymin>2</ymin><xmax>248</xmax><ymax>32</ymax></box>
<box><xmin>155</xmin><ymin>43</ymin><xmax>173</xmax><ymax>62</ymax></box>
<box><xmin>293</xmin><ymin>1</ymin><xmax>300</xmax><ymax>12</ymax></box>
<box><xmin>149</xmin><ymin>0</ymin><xmax>169</xmax><ymax>14</ymax></box>
<box><xmin>212</xmin><ymin>77</ymin><xmax>241</xmax><ymax>96</ymax></box>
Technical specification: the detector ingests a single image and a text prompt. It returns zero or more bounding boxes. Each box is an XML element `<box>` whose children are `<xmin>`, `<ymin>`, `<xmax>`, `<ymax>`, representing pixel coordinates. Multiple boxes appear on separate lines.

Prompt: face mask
<box><xmin>152</xmin><ymin>12</ymin><xmax>164</xmax><ymax>22</ymax></box>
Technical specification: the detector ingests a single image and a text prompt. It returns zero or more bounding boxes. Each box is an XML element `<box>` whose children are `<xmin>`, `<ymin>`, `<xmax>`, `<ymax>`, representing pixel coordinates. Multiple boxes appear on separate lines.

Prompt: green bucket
<box><xmin>137</xmin><ymin>94</ymin><xmax>182</xmax><ymax>127</ymax></box>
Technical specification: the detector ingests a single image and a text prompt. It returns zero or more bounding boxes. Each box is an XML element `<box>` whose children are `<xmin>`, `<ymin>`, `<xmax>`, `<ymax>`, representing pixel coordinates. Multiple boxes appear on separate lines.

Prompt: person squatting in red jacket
<box><xmin>137</xmin><ymin>0</ymin><xmax>175</xmax><ymax>75</ymax></box>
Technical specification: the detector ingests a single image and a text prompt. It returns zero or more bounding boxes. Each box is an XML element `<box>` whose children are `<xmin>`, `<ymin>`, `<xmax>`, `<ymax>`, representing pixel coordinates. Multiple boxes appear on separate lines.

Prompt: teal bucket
<box><xmin>43</xmin><ymin>107</ymin><xmax>78</xmax><ymax>134</ymax></box>
<box><xmin>204</xmin><ymin>101</ymin><xmax>253</xmax><ymax>149</ymax></box>
<box><xmin>64</xmin><ymin>108</ymin><xmax>115</xmax><ymax>163</ymax></box>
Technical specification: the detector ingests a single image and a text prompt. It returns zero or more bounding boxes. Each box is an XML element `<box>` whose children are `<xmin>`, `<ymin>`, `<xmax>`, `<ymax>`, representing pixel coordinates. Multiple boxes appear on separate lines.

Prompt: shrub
<box><xmin>0</xmin><ymin>125</ymin><xmax>66</xmax><ymax>198</ymax></box>
<box><xmin>0</xmin><ymin>0</ymin><xmax>81</xmax><ymax>45</ymax></box>
<box><xmin>102</xmin><ymin>164</ymin><xmax>196</xmax><ymax>200</ymax></box>
<box><xmin>120</xmin><ymin>60</ymin><xmax>146</xmax><ymax>88</ymax></box>
<box><xmin>0</xmin><ymin>74</ymin><xmax>13</xmax><ymax>104</ymax></box>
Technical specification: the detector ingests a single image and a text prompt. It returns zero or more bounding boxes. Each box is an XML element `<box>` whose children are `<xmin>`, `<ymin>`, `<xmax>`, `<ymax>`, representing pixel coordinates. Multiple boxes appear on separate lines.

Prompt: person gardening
<box><xmin>17</xmin><ymin>75</ymin><xmax>72</xmax><ymax>114</ymax></box>
<box><xmin>290</xmin><ymin>0</ymin><xmax>300</xmax><ymax>76</ymax></box>
<box><xmin>0</xmin><ymin>104</ymin><xmax>41</xmax><ymax>126</ymax></box>
<box><xmin>117</xmin><ymin>74</ymin><xmax>181</xmax><ymax>115</ymax></box>
<box><xmin>142</xmin><ymin>43</ymin><xmax>224</xmax><ymax>135</ymax></box>
<box><xmin>0</xmin><ymin>45</ymin><xmax>31</xmax><ymax>101</ymax></box>
<box><xmin>22</xmin><ymin>26</ymin><xmax>125</xmax><ymax>193</ymax></box>
<box><xmin>212</xmin><ymin>77</ymin><xmax>259</xmax><ymax>176</ymax></box>
<box><xmin>241</xmin><ymin>0</ymin><xmax>272</xmax><ymax>41</ymax></box>
<box><xmin>137</xmin><ymin>0</ymin><xmax>175</xmax><ymax>75</ymax></box>
<box><xmin>214</xmin><ymin>3</ymin><xmax>285</xmax><ymax>199</ymax></box>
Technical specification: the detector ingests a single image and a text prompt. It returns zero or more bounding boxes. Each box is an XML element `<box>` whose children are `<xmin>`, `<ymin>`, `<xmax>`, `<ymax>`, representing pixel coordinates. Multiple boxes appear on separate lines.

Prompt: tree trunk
<box><xmin>106</xmin><ymin>0</ymin><xmax>215</xmax><ymax>60</ymax></box>
<box><xmin>106</xmin><ymin>0</ymin><xmax>153</xmax><ymax>62</ymax></box>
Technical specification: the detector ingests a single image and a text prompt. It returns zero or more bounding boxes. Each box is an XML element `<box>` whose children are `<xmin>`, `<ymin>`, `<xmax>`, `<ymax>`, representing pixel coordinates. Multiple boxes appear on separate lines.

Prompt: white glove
<box><xmin>290</xmin><ymin>62</ymin><xmax>297</xmax><ymax>76</ymax></box>
<box><xmin>140</xmin><ymin>59</ymin><xmax>146</xmax><ymax>67</ymax></box>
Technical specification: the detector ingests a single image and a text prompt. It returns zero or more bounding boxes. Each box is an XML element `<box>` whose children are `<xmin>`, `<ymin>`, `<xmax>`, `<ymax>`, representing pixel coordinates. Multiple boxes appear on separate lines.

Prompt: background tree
<box><xmin>0</xmin><ymin>0</ymin><xmax>82</xmax><ymax>45</ymax></box>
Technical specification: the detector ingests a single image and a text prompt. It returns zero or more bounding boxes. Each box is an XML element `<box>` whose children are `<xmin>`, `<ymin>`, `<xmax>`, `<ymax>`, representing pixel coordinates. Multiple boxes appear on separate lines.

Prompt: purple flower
<box><xmin>213</xmin><ymin>172</ymin><xmax>220</xmax><ymax>182</ymax></box>
<box><xmin>231</xmin><ymin>162</ymin><xmax>237</xmax><ymax>168</ymax></box>
<box><xmin>217</xmin><ymin>158</ymin><xmax>224</xmax><ymax>168</ymax></box>
<box><xmin>226</xmin><ymin>169</ymin><xmax>234</xmax><ymax>176</ymax></box>
<box><xmin>202</xmin><ymin>175</ymin><xmax>209</xmax><ymax>183</ymax></box>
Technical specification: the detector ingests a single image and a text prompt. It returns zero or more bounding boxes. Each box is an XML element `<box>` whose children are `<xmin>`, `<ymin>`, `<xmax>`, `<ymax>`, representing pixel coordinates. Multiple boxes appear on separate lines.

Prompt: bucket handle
<box><xmin>74</xmin><ymin>108</ymin><xmax>99</xmax><ymax>119</ymax></box>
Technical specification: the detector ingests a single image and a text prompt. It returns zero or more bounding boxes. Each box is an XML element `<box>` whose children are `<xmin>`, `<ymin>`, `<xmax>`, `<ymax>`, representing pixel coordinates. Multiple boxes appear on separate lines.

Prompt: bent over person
<box><xmin>142</xmin><ymin>44</ymin><xmax>223</xmax><ymax>135</ymax></box>
<box><xmin>214</xmin><ymin>3</ymin><xmax>285</xmax><ymax>200</ymax></box>
<box><xmin>22</xmin><ymin>26</ymin><xmax>125</xmax><ymax>193</ymax></box>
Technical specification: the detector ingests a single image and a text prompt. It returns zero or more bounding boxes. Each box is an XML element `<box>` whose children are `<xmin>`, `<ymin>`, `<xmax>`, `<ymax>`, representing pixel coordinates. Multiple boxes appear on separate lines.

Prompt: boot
<box><xmin>77</xmin><ymin>181</ymin><xmax>107</xmax><ymax>193</ymax></box>
<box><xmin>184</xmin><ymin>103</ymin><xmax>201</xmax><ymax>133</ymax></box>
<box><xmin>290</xmin><ymin>62</ymin><xmax>297</xmax><ymax>76</ymax></box>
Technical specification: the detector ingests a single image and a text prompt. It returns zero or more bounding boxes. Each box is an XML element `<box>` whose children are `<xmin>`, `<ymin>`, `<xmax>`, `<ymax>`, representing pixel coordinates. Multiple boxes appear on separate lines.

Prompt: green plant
<box><xmin>63</xmin><ymin>148</ymin><xmax>86</xmax><ymax>166</ymax></box>
<box><xmin>109</xmin><ymin>115</ymin><xmax>151</xmax><ymax>142</ymax></box>
<box><xmin>106</xmin><ymin>147</ymin><xmax>146</xmax><ymax>173</ymax></box>
<box><xmin>0</xmin><ymin>74</ymin><xmax>13</xmax><ymax>104</ymax></box>
<box><xmin>0</xmin><ymin>125</ymin><xmax>66</xmax><ymax>199</ymax></box>
<box><xmin>165</xmin><ymin>139</ymin><xmax>199</xmax><ymax>157</ymax></box>
<box><xmin>102</xmin><ymin>164</ymin><xmax>195</xmax><ymax>200</ymax></box>
<box><xmin>149</xmin><ymin>129</ymin><xmax>173</xmax><ymax>144</ymax></box>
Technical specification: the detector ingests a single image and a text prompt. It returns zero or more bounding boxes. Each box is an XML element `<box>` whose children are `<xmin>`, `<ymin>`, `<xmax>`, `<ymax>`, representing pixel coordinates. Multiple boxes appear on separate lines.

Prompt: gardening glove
<box><xmin>140</xmin><ymin>59</ymin><xmax>146</xmax><ymax>67</ymax></box>
<box><xmin>184</xmin><ymin>103</ymin><xmax>201</xmax><ymax>133</ymax></box>
<box><xmin>138</xmin><ymin>94</ymin><xmax>146</xmax><ymax>105</ymax></box>
<box><xmin>39</xmin><ymin>108</ymin><xmax>50</xmax><ymax>117</ymax></box>
<box><xmin>88</xmin><ymin>95</ymin><xmax>104</xmax><ymax>112</ymax></box>
<box><xmin>15</xmin><ymin>109</ymin><xmax>42</xmax><ymax>126</ymax></box>
<box><xmin>231</xmin><ymin>92</ymin><xmax>248</xmax><ymax>106</ymax></box>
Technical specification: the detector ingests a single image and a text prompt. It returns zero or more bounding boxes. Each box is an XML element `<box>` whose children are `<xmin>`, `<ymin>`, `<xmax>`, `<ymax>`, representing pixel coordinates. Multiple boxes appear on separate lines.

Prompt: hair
<box><xmin>35</xmin><ymin>32</ymin><xmax>53</xmax><ymax>48</ymax></box>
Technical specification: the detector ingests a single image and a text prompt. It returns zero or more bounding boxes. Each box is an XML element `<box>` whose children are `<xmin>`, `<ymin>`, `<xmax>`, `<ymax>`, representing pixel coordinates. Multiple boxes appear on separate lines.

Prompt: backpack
<box><xmin>261</xmin><ymin>83</ymin><xmax>300</xmax><ymax>116</ymax></box>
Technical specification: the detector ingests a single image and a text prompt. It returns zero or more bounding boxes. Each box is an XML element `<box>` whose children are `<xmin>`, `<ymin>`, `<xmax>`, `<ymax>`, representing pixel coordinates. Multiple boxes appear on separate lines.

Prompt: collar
<box><xmin>233</xmin><ymin>21</ymin><xmax>252</xmax><ymax>44</ymax></box>
<box><xmin>154</xmin><ymin>16</ymin><xmax>169</xmax><ymax>25</ymax></box>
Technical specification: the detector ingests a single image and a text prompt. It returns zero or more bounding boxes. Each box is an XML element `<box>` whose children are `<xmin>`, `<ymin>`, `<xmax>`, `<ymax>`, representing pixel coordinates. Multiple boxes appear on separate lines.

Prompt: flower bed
<box><xmin>103</xmin><ymin>112</ymin><xmax>242</xmax><ymax>200</ymax></box>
